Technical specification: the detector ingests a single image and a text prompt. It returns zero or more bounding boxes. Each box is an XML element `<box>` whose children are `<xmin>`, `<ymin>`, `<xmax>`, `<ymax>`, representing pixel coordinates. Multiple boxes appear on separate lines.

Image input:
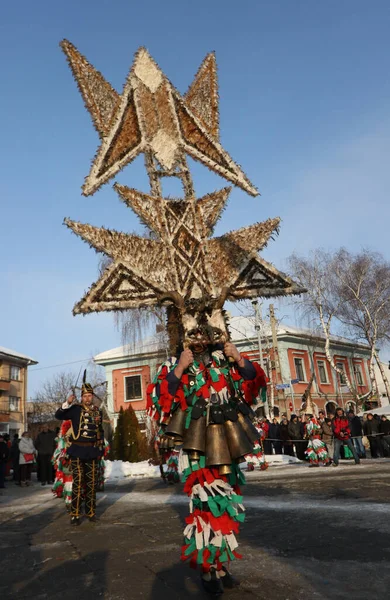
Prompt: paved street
<box><xmin>1</xmin><ymin>460</ymin><xmax>390</xmax><ymax>600</ymax></box>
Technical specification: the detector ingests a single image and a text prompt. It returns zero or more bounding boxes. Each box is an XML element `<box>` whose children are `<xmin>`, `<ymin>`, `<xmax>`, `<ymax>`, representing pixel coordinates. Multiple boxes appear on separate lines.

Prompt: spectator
<box><xmin>288</xmin><ymin>415</ymin><xmax>305</xmax><ymax>460</ymax></box>
<box><xmin>332</xmin><ymin>408</ymin><xmax>360</xmax><ymax>467</ymax></box>
<box><xmin>321</xmin><ymin>418</ymin><xmax>334</xmax><ymax>462</ymax></box>
<box><xmin>261</xmin><ymin>418</ymin><xmax>272</xmax><ymax>455</ymax></box>
<box><xmin>19</xmin><ymin>432</ymin><xmax>37</xmax><ymax>486</ymax></box>
<box><xmin>0</xmin><ymin>434</ymin><xmax>10</xmax><ymax>489</ymax></box>
<box><xmin>10</xmin><ymin>433</ymin><xmax>20</xmax><ymax>482</ymax></box>
<box><xmin>280</xmin><ymin>417</ymin><xmax>294</xmax><ymax>456</ymax></box>
<box><xmin>3</xmin><ymin>434</ymin><xmax>12</xmax><ymax>478</ymax></box>
<box><xmin>363</xmin><ymin>413</ymin><xmax>382</xmax><ymax>458</ymax></box>
<box><xmin>318</xmin><ymin>410</ymin><xmax>326</xmax><ymax>425</ymax></box>
<box><xmin>268</xmin><ymin>418</ymin><xmax>282</xmax><ymax>454</ymax></box>
<box><xmin>35</xmin><ymin>424</ymin><xmax>56</xmax><ymax>486</ymax></box>
<box><xmin>379</xmin><ymin>415</ymin><xmax>390</xmax><ymax>457</ymax></box>
<box><xmin>348</xmin><ymin>410</ymin><xmax>366</xmax><ymax>458</ymax></box>
<box><xmin>299</xmin><ymin>416</ymin><xmax>309</xmax><ymax>459</ymax></box>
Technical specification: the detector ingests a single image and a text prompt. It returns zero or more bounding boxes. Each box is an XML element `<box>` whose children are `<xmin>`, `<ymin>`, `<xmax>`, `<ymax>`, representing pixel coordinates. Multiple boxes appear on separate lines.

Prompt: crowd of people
<box><xmin>256</xmin><ymin>408</ymin><xmax>390</xmax><ymax>466</ymax></box>
<box><xmin>0</xmin><ymin>425</ymin><xmax>58</xmax><ymax>489</ymax></box>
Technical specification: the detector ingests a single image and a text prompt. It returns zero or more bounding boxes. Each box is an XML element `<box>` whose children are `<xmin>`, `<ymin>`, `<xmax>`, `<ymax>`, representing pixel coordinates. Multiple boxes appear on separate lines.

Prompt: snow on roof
<box><xmin>94</xmin><ymin>316</ymin><xmax>368</xmax><ymax>364</ymax></box>
<box><xmin>94</xmin><ymin>337</ymin><xmax>162</xmax><ymax>362</ymax></box>
<box><xmin>0</xmin><ymin>346</ymin><xmax>38</xmax><ymax>365</ymax></box>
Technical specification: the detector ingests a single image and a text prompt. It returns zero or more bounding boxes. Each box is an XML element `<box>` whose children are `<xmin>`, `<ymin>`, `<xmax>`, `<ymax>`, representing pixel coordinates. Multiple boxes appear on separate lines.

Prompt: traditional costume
<box><xmin>304</xmin><ymin>417</ymin><xmax>331</xmax><ymax>466</ymax></box>
<box><xmin>60</xmin><ymin>41</ymin><xmax>303</xmax><ymax>592</ymax></box>
<box><xmin>55</xmin><ymin>374</ymin><xmax>104</xmax><ymax>524</ymax></box>
<box><xmin>52</xmin><ymin>420</ymin><xmax>73</xmax><ymax>509</ymax></box>
<box><xmin>245</xmin><ymin>421</ymin><xmax>268</xmax><ymax>471</ymax></box>
<box><xmin>301</xmin><ymin>378</ymin><xmax>330</xmax><ymax>467</ymax></box>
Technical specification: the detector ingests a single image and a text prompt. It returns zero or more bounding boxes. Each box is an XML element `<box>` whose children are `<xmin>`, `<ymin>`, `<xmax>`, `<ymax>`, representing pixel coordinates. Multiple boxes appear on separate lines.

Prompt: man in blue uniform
<box><xmin>55</xmin><ymin>379</ymin><xmax>104</xmax><ymax>525</ymax></box>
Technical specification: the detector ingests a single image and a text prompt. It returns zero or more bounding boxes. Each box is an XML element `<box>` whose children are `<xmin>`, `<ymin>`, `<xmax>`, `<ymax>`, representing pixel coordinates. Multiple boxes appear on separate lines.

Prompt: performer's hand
<box><xmin>66</xmin><ymin>394</ymin><xmax>75</xmax><ymax>405</ymax></box>
<box><xmin>224</xmin><ymin>342</ymin><xmax>243</xmax><ymax>365</ymax></box>
<box><xmin>178</xmin><ymin>348</ymin><xmax>194</xmax><ymax>370</ymax></box>
<box><xmin>175</xmin><ymin>348</ymin><xmax>194</xmax><ymax>378</ymax></box>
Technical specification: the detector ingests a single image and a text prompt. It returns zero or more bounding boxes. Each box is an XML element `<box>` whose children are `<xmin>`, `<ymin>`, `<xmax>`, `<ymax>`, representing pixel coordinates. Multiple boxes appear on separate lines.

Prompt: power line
<box><xmin>29</xmin><ymin>357</ymin><xmax>91</xmax><ymax>373</ymax></box>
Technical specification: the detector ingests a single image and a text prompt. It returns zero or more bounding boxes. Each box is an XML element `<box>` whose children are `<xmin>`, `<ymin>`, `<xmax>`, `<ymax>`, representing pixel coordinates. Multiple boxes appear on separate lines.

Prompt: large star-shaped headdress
<box><xmin>62</xmin><ymin>41</ymin><xmax>303</xmax><ymax>316</ymax></box>
<box><xmin>61</xmin><ymin>41</ymin><xmax>257</xmax><ymax>197</ymax></box>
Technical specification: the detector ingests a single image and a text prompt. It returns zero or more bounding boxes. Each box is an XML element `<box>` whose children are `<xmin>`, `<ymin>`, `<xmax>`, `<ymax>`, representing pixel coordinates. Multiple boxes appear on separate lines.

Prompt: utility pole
<box><xmin>269</xmin><ymin>304</ymin><xmax>288</xmax><ymax>417</ymax></box>
<box><xmin>252</xmin><ymin>299</ymin><xmax>269</xmax><ymax>417</ymax></box>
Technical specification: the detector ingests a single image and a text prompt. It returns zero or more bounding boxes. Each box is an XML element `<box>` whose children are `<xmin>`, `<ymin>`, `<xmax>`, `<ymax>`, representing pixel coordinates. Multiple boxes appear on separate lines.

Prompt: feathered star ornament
<box><xmin>61</xmin><ymin>41</ymin><xmax>304</xmax><ymax>317</ymax></box>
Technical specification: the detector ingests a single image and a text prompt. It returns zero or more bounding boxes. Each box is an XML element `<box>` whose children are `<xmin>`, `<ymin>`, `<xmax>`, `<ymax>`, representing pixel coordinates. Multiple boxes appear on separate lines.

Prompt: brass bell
<box><xmin>166</xmin><ymin>436</ymin><xmax>176</xmax><ymax>449</ymax></box>
<box><xmin>237</xmin><ymin>412</ymin><xmax>261</xmax><ymax>444</ymax></box>
<box><xmin>165</xmin><ymin>407</ymin><xmax>187</xmax><ymax>440</ymax></box>
<box><xmin>205</xmin><ymin>424</ymin><xmax>232</xmax><ymax>467</ymax></box>
<box><xmin>224</xmin><ymin>419</ymin><xmax>253</xmax><ymax>459</ymax></box>
<box><xmin>182</xmin><ymin>415</ymin><xmax>206</xmax><ymax>454</ymax></box>
<box><xmin>219</xmin><ymin>464</ymin><xmax>232</xmax><ymax>475</ymax></box>
<box><xmin>189</xmin><ymin>450</ymin><xmax>200</xmax><ymax>460</ymax></box>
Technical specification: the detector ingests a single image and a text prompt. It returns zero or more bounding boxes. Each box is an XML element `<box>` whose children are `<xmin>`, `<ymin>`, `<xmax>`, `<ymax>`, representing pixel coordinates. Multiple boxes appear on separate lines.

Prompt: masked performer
<box><xmin>52</xmin><ymin>420</ymin><xmax>73</xmax><ymax>510</ymax></box>
<box><xmin>55</xmin><ymin>373</ymin><xmax>104</xmax><ymax>525</ymax></box>
<box><xmin>147</xmin><ymin>311</ymin><xmax>266</xmax><ymax>595</ymax></box>
<box><xmin>59</xmin><ymin>40</ymin><xmax>303</xmax><ymax>593</ymax></box>
<box><xmin>301</xmin><ymin>381</ymin><xmax>330</xmax><ymax>467</ymax></box>
<box><xmin>245</xmin><ymin>419</ymin><xmax>268</xmax><ymax>472</ymax></box>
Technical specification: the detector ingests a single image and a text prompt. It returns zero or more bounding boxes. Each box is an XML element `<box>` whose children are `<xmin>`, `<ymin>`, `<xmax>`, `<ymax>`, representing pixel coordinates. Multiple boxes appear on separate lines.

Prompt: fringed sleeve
<box><xmin>146</xmin><ymin>357</ymin><xmax>187</xmax><ymax>426</ymax></box>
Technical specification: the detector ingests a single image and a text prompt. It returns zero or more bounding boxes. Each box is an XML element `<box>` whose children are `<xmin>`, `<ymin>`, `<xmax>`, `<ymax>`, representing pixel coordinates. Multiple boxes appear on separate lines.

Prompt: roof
<box><xmin>94</xmin><ymin>316</ymin><xmax>369</xmax><ymax>364</ymax></box>
<box><xmin>0</xmin><ymin>346</ymin><xmax>38</xmax><ymax>365</ymax></box>
<box><xmin>228</xmin><ymin>316</ymin><xmax>368</xmax><ymax>348</ymax></box>
<box><xmin>94</xmin><ymin>337</ymin><xmax>163</xmax><ymax>363</ymax></box>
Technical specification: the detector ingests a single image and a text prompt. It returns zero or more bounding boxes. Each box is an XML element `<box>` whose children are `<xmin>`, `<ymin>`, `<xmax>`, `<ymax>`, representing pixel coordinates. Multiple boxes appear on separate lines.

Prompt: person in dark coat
<box><xmin>280</xmin><ymin>417</ymin><xmax>294</xmax><ymax>456</ymax></box>
<box><xmin>379</xmin><ymin>415</ymin><xmax>390</xmax><ymax>457</ymax></box>
<box><xmin>348</xmin><ymin>410</ymin><xmax>366</xmax><ymax>458</ymax></box>
<box><xmin>298</xmin><ymin>416</ymin><xmax>309</xmax><ymax>459</ymax></box>
<box><xmin>288</xmin><ymin>415</ymin><xmax>304</xmax><ymax>460</ymax></box>
<box><xmin>0</xmin><ymin>434</ymin><xmax>10</xmax><ymax>489</ymax></box>
<box><xmin>10</xmin><ymin>433</ymin><xmax>20</xmax><ymax>482</ymax></box>
<box><xmin>363</xmin><ymin>413</ymin><xmax>382</xmax><ymax>458</ymax></box>
<box><xmin>268</xmin><ymin>418</ymin><xmax>282</xmax><ymax>454</ymax></box>
<box><xmin>55</xmin><ymin>379</ymin><xmax>104</xmax><ymax>525</ymax></box>
<box><xmin>35</xmin><ymin>425</ymin><xmax>56</xmax><ymax>486</ymax></box>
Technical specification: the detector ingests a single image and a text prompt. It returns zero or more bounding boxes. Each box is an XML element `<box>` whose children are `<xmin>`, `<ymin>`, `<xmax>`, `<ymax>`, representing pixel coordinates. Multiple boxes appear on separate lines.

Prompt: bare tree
<box><xmin>29</xmin><ymin>366</ymin><xmax>108</xmax><ymax>422</ymax></box>
<box><xmin>332</xmin><ymin>248</ymin><xmax>390</xmax><ymax>399</ymax></box>
<box><xmin>288</xmin><ymin>250</ymin><xmax>372</xmax><ymax>406</ymax></box>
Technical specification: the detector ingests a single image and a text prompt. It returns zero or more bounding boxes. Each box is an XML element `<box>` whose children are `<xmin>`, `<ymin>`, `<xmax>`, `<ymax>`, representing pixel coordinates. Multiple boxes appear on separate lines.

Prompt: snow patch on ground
<box><xmin>105</xmin><ymin>454</ymin><xmax>302</xmax><ymax>481</ymax></box>
<box><xmin>105</xmin><ymin>460</ymin><xmax>161</xmax><ymax>480</ymax></box>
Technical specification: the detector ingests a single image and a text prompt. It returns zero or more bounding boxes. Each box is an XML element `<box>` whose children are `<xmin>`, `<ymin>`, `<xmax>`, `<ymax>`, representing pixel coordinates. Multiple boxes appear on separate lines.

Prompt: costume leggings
<box><xmin>70</xmin><ymin>458</ymin><xmax>97</xmax><ymax>518</ymax></box>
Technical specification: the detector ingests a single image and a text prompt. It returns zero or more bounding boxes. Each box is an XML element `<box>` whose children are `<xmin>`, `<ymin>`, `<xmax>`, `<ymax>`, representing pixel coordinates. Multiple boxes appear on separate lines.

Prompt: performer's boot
<box><xmin>70</xmin><ymin>516</ymin><xmax>81</xmax><ymax>526</ymax></box>
<box><xmin>88</xmin><ymin>515</ymin><xmax>98</xmax><ymax>522</ymax></box>
<box><xmin>219</xmin><ymin>566</ymin><xmax>240</xmax><ymax>589</ymax></box>
<box><xmin>201</xmin><ymin>567</ymin><xmax>224</xmax><ymax>596</ymax></box>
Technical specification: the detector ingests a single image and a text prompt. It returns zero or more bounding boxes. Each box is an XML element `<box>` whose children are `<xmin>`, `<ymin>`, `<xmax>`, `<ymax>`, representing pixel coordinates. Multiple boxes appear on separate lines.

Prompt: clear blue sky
<box><xmin>1</xmin><ymin>1</ymin><xmax>389</xmax><ymax>395</ymax></box>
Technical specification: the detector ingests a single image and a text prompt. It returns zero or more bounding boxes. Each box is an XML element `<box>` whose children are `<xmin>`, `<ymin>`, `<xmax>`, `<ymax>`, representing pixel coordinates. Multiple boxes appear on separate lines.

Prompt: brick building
<box><xmin>94</xmin><ymin>316</ymin><xmax>378</xmax><ymax>427</ymax></box>
<box><xmin>0</xmin><ymin>346</ymin><xmax>38</xmax><ymax>435</ymax></box>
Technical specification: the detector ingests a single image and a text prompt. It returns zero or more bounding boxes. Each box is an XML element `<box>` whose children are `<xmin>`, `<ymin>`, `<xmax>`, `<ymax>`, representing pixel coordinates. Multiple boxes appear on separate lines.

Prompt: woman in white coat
<box><xmin>19</xmin><ymin>432</ymin><xmax>37</xmax><ymax>486</ymax></box>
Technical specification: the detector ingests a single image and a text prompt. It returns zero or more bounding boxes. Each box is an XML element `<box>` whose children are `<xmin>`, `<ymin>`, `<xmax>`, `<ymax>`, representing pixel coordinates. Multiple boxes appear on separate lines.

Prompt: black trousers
<box><xmin>38</xmin><ymin>454</ymin><xmax>53</xmax><ymax>483</ymax></box>
<box><xmin>70</xmin><ymin>458</ymin><xmax>97</xmax><ymax>518</ymax></box>
<box><xmin>20</xmin><ymin>463</ymin><xmax>32</xmax><ymax>482</ymax></box>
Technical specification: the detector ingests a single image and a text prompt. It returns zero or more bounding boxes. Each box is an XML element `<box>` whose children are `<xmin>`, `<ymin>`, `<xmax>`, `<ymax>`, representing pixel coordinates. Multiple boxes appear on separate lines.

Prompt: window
<box><xmin>354</xmin><ymin>366</ymin><xmax>363</xmax><ymax>386</ymax></box>
<box><xmin>9</xmin><ymin>396</ymin><xmax>20</xmax><ymax>411</ymax></box>
<box><xmin>294</xmin><ymin>358</ymin><xmax>305</xmax><ymax>382</ymax></box>
<box><xmin>10</xmin><ymin>366</ymin><xmax>21</xmax><ymax>381</ymax></box>
<box><xmin>336</xmin><ymin>362</ymin><xmax>346</xmax><ymax>385</ymax></box>
<box><xmin>317</xmin><ymin>360</ymin><xmax>328</xmax><ymax>384</ymax></box>
<box><xmin>125</xmin><ymin>375</ymin><xmax>142</xmax><ymax>401</ymax></box>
